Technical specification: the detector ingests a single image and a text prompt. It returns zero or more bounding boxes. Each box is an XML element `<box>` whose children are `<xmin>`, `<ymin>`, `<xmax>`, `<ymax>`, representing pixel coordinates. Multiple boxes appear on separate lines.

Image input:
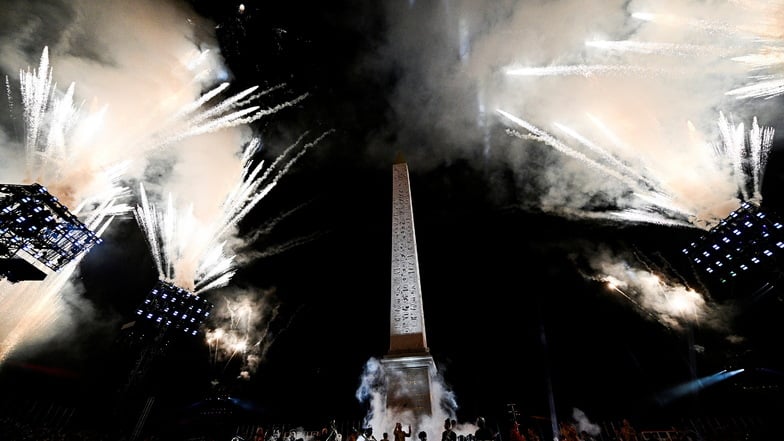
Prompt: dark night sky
<box><xmin>2</xmin><ymin>0</ymin><xmax>784</xmax><ymax>436</ymax></box>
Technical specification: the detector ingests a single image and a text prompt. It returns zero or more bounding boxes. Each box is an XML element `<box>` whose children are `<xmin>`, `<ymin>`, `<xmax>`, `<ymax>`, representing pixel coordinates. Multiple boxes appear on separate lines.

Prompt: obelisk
<box><xmin>380</xmin><ymin>156</ymin><xmax>436</xmax><ymax>420</ymax></box>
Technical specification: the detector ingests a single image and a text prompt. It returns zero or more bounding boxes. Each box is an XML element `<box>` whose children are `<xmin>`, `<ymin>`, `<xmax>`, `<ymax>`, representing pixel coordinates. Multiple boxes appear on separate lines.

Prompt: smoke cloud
<box><xmin>0</xmin><ymin>0</ymin><xmax>293</xmax><ymax>362</ymax></box>
<box><xmin>571</xmin><ymin>408</ymin><xmax>601</xmax><ymax>437</ymax></box>
<box><xmin>205</xmin><ymin>287</ymin><xmax>284</xmax><ymax>381</ymax></box>
<box><xmin>368</xmin><ymin>0</ymin><xmax>780</xmax><ymax>226</ymax></box>
<box><xmin>355</xmin><ymin>357</ymin><xmax>471</xmax><ymax>441</ymax></box>
<box><xmin>581</xmin><ymin>245</ymin><xmax>736</xmax><ymax>333</ymax></box>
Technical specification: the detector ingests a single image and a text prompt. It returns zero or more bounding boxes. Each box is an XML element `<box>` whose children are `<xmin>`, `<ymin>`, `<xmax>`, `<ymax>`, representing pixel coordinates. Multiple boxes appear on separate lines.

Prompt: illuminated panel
<box><xmin>135</xmin><ymin>280</ymin><xmax>214</xmax><ymax>336</ymax></box>
<box><xmin>681</xmin><ymin>201</ymin><xmax>784</xmax><ymax>284</ymax></box>
<box><xmin>389</xmin><ymin>161</ymin><xmax>428</xmax><ymax>354</ymax></box>
<box><xmin>0</xmin><ymin>183</ymin><xmax>101</xmax><ymax>272</ymax></box>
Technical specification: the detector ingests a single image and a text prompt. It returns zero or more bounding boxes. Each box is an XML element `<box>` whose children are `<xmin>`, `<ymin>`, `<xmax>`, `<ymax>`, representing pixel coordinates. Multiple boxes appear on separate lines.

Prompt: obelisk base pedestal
<box><xmin>380</xmin><ymin>354</ymin><xmax>437</xmax><ymax>418</ymax></box>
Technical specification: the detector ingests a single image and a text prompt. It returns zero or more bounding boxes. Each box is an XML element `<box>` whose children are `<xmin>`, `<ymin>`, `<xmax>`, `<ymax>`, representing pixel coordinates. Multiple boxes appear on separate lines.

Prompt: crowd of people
<box><xmin>241</xmin><ymin>413</ymin><xmax>773</xmax><ymax>441</ymax></box>
<box><xmin>246</xmin><ymin>417</ymin><xmax>642</xmax><ymax>441</ymax></box>
<box><xmin>0</xmin><ymin>401</ymin><xmax>774</xmax><ymax>441</ymax></box>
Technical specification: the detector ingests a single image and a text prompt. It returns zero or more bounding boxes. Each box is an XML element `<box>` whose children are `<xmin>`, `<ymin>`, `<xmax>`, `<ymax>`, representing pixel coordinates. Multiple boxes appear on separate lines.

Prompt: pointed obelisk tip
<box><xmin>394</xmin><ymin>151</ymin><xmax>407</xmax><ymax>165</ymax></box>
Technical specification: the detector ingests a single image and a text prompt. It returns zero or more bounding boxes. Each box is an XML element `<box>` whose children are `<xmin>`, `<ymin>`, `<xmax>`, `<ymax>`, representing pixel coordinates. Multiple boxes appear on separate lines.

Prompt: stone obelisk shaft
<box><xmin>382</xmin><ymin>158</ymin><xmax>436</xmax><ymax>421</ymax></box>
<box><xmin>388</xmin><ymin>160</ymin><xmax>429</xmax><ymax>355</ymax></box>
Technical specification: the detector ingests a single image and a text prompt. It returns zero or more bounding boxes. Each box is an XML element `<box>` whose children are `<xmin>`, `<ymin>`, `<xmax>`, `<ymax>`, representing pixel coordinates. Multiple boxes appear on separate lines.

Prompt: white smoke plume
<box><xmin>571</xmin><ymin>408</ymin><xmax>601</xmax><ymax>437</ymax></box>
<box><xmin>355</xmin><ymin>357</ymin><xmax>465</xmax><ymax>441</ymax></box>
<box><xmin>0</xmin><ymin>0</ymin><xmax>305</xmax><ymax>362</ymax></box>
<box><xmin>134</xmin><ymin>130</ymin><xmax>328</xmax><ymax>294</ymax></box>
<box><xmin>581</xmin><ymin>246</ymin><xmax>736</xmax><ymax>333</ymax></box>
<box><xmin>369</xmin><ymin>1</ymin><xmax>781</xmax><ymax>229</ymax></box>
<box><xmin>205</xmin><ymin>287</ymin><xmax>283</xmax><ymax>381</ymax></box>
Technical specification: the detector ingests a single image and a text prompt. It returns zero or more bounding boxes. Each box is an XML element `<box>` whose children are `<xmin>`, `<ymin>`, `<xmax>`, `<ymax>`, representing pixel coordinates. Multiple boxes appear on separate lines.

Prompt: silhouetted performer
<box><xmin>619</xmin><ymin>419</ymin><xmax>637</xmax><ymax>441</ymax></box>
<box><xmin>325</xmin><ymin>420</ymin><xmax>339</xmax><ymax>441</ymax></box>
<box><xmin>442</xmin><ymin>419</ymin><xmax>457</xmax><ymax>441</ymax></box>
<box><xmin>558</xmin><ymin>422</ymin><xmax>579</xmax><ymax>441</ymax></box>
<box><xmin>394</xmin><ymin>423</ymin><xmax>412</xmax><ymax>441</ymax></box>
<box><xmin>474</xmin><ymin>417</ymin><xmax>496</xmax><ymax>441</ymax></box>
<box><xmin>509</xmin><ymin>421</ymin><xmax>526</xmax><ymax>441</ymax></box>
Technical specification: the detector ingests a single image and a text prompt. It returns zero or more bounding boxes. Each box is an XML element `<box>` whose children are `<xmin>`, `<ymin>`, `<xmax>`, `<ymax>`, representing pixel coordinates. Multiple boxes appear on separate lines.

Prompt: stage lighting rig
<box><xmin>117</xmin><ymin>280</ymin><xmax>214</xmax><ymax>399</ymax></box>
<box><xmin>134</xmin><ymin>280</ymin><xmax>214</xmax><ymax>337</ymax></box>
<box><xmin>0</xmin><ymin>183</ymin><xmax>101</xmax><ymax>283</ymax></box>
<box><xmin>681</xmin><ymin>201</ymin><xmax>784</xmax><ymax>293</ymax></box>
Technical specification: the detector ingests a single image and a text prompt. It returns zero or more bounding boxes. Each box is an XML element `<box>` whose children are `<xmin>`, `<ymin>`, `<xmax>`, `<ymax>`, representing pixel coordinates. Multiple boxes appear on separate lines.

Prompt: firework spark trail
<box><xmin>6</xmin><ymin>64</ymin><xmax>275</xmax><ymax>355</ymax></box>
<box><xmin>497</xmin><ymin>109</ymin><xmax>642</xmax><ymax>188</ymax></box>
<box><xmin>715</xmin><ymin>112</ymin><xmax>773</xmax><ymax>203</ymax></box>
<box><xmin>585</xmin><ymin>37</ymin><xmax>784</xmax><ymax>100</ymax></box>
<box><xmin>71</xmin><ymin>162</ymin><xmax>134</xmax><ymax>221</ymax></box>
<box><xmin>134</xmin><ymin>183</ymin><xmax>167</xmax><ymax>280</ymax></box>
<box><xmin>732</xmin><ymin>49</ymin><xmax>784</xmax><ymax>69</ymax></box>
<box><xmin>135</xmin><ymin>189</ymin><xmax>210</xmax><ymax>291</ymax></box>
<box><xmin>499</xmin><ymin>108</ymin><xmax>774</xmax><ymax>230</ymax></box>
<box><xmin>250</xmin><ymin>231</ymin><xmax>325</xmax><ymax>260</ymax></box>
<box><xmin>166</xmin><ymin>84</ymin><xmax>260</xmax><ymax>140</ymax></box>
<box><xmin>206</xmin><ymin>325</ymin><xmax>248</xmax><ymax>374</ymax></box>
<box><xmin>205</xmin><ymin>293</ymin><xmax>282</xmax><ymax>380</ymax></box>
<box><xmin>583</xmin><ymin>113</ymin><xmax>670</xmax><ymax>193</ymax></box>
<box><xmin>161</xmin><ymin>90</ymin><xmax>309</xmax><ymax>147</ymax></box>
<box><xmin>503</xmin><ymin>64</ymin><xmax>673</xmax><ymax>77</ymax></box>
<box><xmin>248</xmin><ymin>200</ymin><xmax>312</xmax><ymax>240</ymax></box>
<box><xmin>217</xmin><ymin>130</ymin><xmax>334</xmax><ymax>239</ymax></box>
<box><xmin>1</xmin><ymin>51</ymin><xmax>133</xmax><ymax>365</ymax></box>
<box><xmin>631</xmin><ymin>12</ymin><xmax>744</xmax><ymax>36</ymax></box>
<box><xmin>603</xmin><ymin>276</ymin><xmax>649</xmax><ymax>312</ymax></box>
<box><xmin>226</xmin><ymin>297</ymin><xmax>252</xmax><ymax>334</ymax></box>
<box><xmin>0</xmin><ymin>250</ymin><xmax>90</xmax><ymax>364</ymax></box>
<box><xmin>748</xmin><ymin>116</ymin><xmax>774</xmax><ymax>200</ymax></box>
<box><xmin>135</xmin><ymin>130</ymin><xmax>332</xmax><ymax>294</ymax></box>
<box><xmin>173</xmin><ymin>82</ymin><xmax>230</xmax><ymax>118</ymax></box>
<box><xmin>552</xmin><ymin>121</ymin><xmax>699</xmax><ymax>219</ymax></box>
<box><xmin>199</xmin><ymin>131</ymin><xmax>334</xmax><ymax>292</ymax></box>
<box><xmin>585</xmin><ymin>40</ymin><xmax>726</xmax><ymax>57</ymax></box>
<box><xmin>19</xmin><ymin>47</ymin><xmax>54</xmax><ymax>166</ymax></box>
<box><xmin>628</xmin><ymin>6</ymin><xmax>784</xmax><ymax>99</ymax></box>
<box><xmin>726</xmin><ymin>77</ymin><xmax>784</xmax><ymax>99</ymax></box>
<box><xmin>553</xmin><ymin>121</ymin><xmax>659</xmax><ymax>190</ymax></box>
<box><xmin>717</xmin><ymin>113</ymin><xmax>750</xmax><ymax>202</ymax></box>
<box><xmin>135</xmin><ymin>83</ymin><xmax>309</xmax><ymax>151</ymax></box>
<box><xmin>206</xmin><ymin>327</ymin><xmax>225</xmax><ymax>366</ymax></box>
<box><xmin>0</xmin><ymin>0</ymin><xmax>313</xmax><ymax>364</ymax></box>
<box><xmin>7</xmin><ymin>43</ymin><xmax>311</xmax><ymax>289</ymax></box>
<box><xmin>495</xmin><ymin>3</ymin><xmax>777</xmax><ymax>229</ymax></box>
<box><xmin>173</xmin><ymin>83</ymin><xmax>286</xmax><ymax>122</ymax></box>
<box><xmin>498</xmin><ymin>109</ymin><xmax>699</xmax><ymax>224</ymax></box>
<box><xmin>9</xmin><ymin>45</ymin><xmax>308</xmax><ymax>221</ymax></box>
<box><xmin>9</xmin><ymin>47</ymin><xmax>133</xmax><ymax>233</ymax></box>
<box><xmin>598</xmin><ymin>267</ymin><xmax>712</xmax><ymax>331</ymax></box>
<box><xmin>0</xmin><ymin>45</ymin><xmax>193</xmax><ymax>362</ymax></box>
<box><xmin>580</xmin><ymin>248</ymin><xmax>717</xmax><ymax>332</ymax></box>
